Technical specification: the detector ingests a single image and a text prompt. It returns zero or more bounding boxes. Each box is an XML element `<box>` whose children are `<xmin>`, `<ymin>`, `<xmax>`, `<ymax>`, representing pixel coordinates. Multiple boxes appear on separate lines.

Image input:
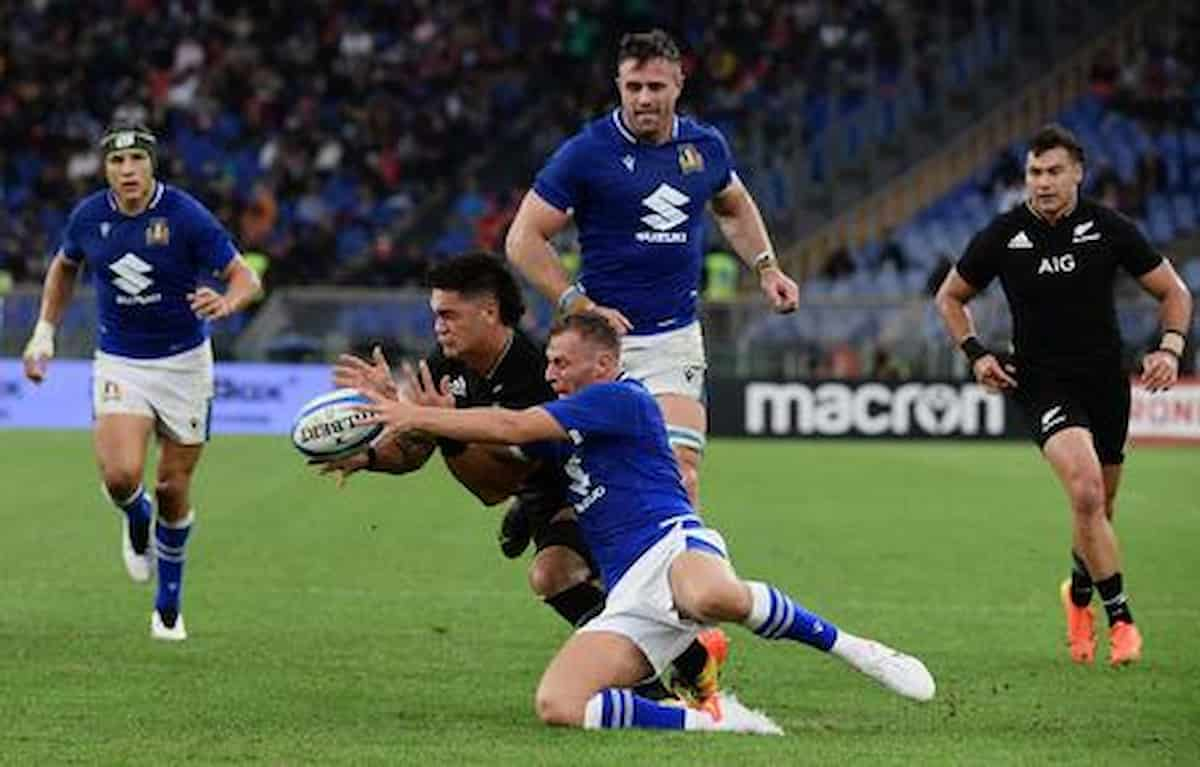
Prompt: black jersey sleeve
<box><xmin>955</xmin><ymin>224</ymin><xmax>1003</xmax><ymax>290</ymax></box>
<box><xmin>1105</xmin><ymin>208</ymin><xmax>1163</xmax><ymax>278</ymax></box>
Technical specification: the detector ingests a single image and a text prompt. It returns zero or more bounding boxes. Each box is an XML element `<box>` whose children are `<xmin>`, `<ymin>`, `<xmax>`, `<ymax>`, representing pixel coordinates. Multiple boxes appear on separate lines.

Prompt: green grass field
<box><xmin>1</xmin><ymin>433</ymin><xmax>1197</xmax><ymax>765</ymax></box>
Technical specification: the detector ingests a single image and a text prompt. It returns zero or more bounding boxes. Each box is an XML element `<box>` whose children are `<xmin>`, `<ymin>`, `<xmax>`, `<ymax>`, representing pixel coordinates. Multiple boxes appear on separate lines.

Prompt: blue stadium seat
<box><xmin>1146</xmin><ymin>195</ymin><xmax>1175</xmax><ymax>246</ymax></box>
<box><xmin>1172</xmin><ymin>193</ymin><xmax>1197</xmax><ymax>233</ymax></box>
<box><xmin>1180</xmin><ymin>259</ymin><xmax>1200</xmax><ymax>291</ymax></box>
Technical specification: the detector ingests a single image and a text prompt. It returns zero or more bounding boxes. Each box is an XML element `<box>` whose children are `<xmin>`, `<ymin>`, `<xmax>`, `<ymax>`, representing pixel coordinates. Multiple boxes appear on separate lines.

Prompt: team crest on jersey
<box><xmin>677</xmin><ymin>144</ymin><xmax>704</xmax><ymax>174</ymax></box>
<box><xmin>100</xmin><ymin>222</ymin><xmax>112</xmax><ymax>238</ymax></box>
<box><xmin>448</xmin><ymin>376</ymin><xmax>468</xmax><ymax>398</ymax></box>
<box><xmin>146</xmin><ymin>218</ymin><xmax>170</xmax><ymax>246</ymax></box>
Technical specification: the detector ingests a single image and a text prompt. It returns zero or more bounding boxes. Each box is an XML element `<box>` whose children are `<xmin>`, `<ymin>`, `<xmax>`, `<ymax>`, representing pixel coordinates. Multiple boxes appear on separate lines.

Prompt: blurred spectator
<box><xmin>821</xmin><ymin>246</ymin><xmax>857</xmax><ymax>280</ymax></box>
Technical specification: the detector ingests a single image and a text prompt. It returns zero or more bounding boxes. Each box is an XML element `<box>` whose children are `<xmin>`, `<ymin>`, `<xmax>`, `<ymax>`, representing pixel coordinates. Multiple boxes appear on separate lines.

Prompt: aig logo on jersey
<box><xmin>1038</xmin><ymin>253</ymin><xmax>1076</xmax><ymax>275</ymax></box>
<box><xmin>638</xmin><ymin>183</ymin><xmax>689</xmax><ymax>243</ymax></box>
<box><xmin>110</xmin><ymin>252</ymin><xmax>163</xmax><ymax>305</ymax></box>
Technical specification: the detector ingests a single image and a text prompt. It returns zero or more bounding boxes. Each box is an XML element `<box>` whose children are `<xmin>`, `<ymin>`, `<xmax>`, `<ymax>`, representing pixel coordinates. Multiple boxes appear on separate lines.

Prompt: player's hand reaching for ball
<box><xmin>400</xmin><ymin>360</ymin><xmax>455</xmax><ymax>409</ymax></box>
<box><xmin>334</xmin><ymin>346</ymin><xmax>399</xmax><ymax>400</ymax></box>
<box><xmin>188</xmin><ymin>286</ymin><xmax>234</xmax><ymax>320</ymax></box>
<box><xmin>972</xmin><ymin>354</ymin><xmax>1018</xmax><ymax>393</ymax></box>
<box><xmin>309</xmin><ymin>451</ymin><xmax>369</xmax><ymax>489</ymax></box>
<box><xmin>1139</xmin><ymin>350</ymin><xmax>1179</xmax><ymax>393</ymax></box>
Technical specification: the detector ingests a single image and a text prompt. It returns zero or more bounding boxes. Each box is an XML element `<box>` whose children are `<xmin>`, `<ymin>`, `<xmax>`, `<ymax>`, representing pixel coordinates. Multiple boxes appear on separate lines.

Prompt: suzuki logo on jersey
<box><xmin>637</xmin><ymin>183</ymin><xmax>689</xmax><ymax>243</ymax></box>
<box><xmin>109</xmin><ymin>253</ymin><xmax>163</xmax><ymax>305</ymax></box>
<box><xmin>1038</xmin><ymin>254</ymin><xmax>1076</xmax><ymax>275</ymax></box>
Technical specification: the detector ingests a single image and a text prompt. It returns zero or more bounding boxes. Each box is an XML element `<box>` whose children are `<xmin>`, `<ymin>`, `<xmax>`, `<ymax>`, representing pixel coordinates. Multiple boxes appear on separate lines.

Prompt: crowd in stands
<box><xmin>3</xmin><ymin>0</ymin><xmax>985</xmax><ymax>295</ymax></box>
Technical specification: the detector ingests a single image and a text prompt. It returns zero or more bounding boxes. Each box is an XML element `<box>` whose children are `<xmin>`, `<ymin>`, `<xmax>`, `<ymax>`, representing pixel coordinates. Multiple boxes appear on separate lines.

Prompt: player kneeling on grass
<box><xmin>355</xmin><ymin>313</ymin><xmax>935</xmax><ymax>734</ymax></box>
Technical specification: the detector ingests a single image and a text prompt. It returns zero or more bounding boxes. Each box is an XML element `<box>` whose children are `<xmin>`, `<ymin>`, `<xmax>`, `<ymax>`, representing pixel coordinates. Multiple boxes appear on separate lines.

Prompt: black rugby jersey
<box><xmin>956</xmin><ymin>198</ymin><xmax>1162</xmax><ymax>372</ymax></box>
<box><xmin>425</xmin><ymin>329</ymin><xmax>565</xmax><ymax>502</ymax></box>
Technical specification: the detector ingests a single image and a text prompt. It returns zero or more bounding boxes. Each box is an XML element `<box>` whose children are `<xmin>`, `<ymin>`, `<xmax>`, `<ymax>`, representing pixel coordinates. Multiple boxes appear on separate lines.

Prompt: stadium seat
<box><xmin>1146</xmin><ymin>195</ymin><xmax>1175</xmax><ymax>246</ymax></box>
<box><xmin>1180</xmin><ymin>259</ymin><xmax>1200</xmax><ymax>291</ymax></box>
<box><xmin>1172</xmin><ymin>194</ymin><xmax>1197</xmax><ymax>233</ymax></box>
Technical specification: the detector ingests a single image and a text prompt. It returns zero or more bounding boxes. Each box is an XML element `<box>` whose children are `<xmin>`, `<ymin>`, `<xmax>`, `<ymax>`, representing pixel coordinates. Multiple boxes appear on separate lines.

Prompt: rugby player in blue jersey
<box><xmin>355</xmin><ymin>314</ymin><xmax>935</xmax><ymax>734</ymax></box>
<box><xmin>507</xmin><ymin>29</ymin><xmax>800</xmax><ymax>510</ymax></box>
<box><xmin>22</xmin><ymin>123</ymin><xmax>261</xmax><ymax>641</ymax></box>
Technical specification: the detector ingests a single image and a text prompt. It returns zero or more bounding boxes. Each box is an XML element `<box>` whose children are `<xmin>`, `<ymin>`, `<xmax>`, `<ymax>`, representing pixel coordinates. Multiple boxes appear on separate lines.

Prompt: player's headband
<box><xmin>99</xmin><ymin>127</ymin><xmax>158</xmax><ymax>167</ymax></box>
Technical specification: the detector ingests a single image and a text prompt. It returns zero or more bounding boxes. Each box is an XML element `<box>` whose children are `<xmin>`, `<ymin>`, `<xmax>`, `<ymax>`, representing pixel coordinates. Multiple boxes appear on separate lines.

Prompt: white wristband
<box><xmin>556</xmin><ymin>284</ymin><xmax>588</xmax><ymax>315</ymax></box>
<box><xmin>24</xmin><ymin>319</ymin><xmax>56</xmax><ymax>360</ymax></box>
<box><xmin>752</xmin><ymin>250</ymin><xmax>778</xmax><ymax>273</ymax></box>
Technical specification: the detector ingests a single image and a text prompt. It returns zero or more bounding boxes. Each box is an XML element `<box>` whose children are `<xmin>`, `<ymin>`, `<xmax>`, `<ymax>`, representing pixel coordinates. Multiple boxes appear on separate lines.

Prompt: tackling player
<box><xmin>322</xmin><ymin>252</ymin><xmax>723</xmax><ymax>705</ymax></box>
<box><xmin>22</xmin><ymin>122</ymin><xmax>262</xmax><ymax>640</ymax></box>
<box><xmin>355</xmin><ymin>313</ymin><xmax>935</xmax><ymax>734</ymax></box>
<box><xmin>935</xmin><ymin>124</ymin><xmax>1193</xmax><ymax>666</ymax></box>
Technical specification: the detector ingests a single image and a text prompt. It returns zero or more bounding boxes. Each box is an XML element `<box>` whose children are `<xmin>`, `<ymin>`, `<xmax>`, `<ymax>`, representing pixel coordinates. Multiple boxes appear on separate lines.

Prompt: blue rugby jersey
<box><xmin>58</xmin><ymin>183</ymin><xmax>237</xmax><ymax>358</ymax></box>
<box><xmin>534</xmin><ymin>110</ymin><xmax>736</xmax><ymax>335</ymax></box>
<box><xmin>531</xmin><ymin>377</ymin><xmax>696</xmax><ymax>590</ymax></box>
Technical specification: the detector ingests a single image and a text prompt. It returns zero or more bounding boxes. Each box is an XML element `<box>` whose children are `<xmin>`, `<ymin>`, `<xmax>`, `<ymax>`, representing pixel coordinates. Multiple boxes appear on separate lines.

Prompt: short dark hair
<box><xmin>617</xmin><ymin>29</ymin><xmax>681</xmax><ymax>67</ymax></box>
<box><xmin>426</xmin><ymin>252</ymin><xmax>525</xmax><ymax>327</ymax></box>
<box><xmin>549</xmin><ymin>312</ymin><xmax>620</xmax><ymax>356</ymax></box>
<box><xmin>1029</xmin><ymin>123</ymin><xmax>1085</xmax><ymax>166</ymax></box>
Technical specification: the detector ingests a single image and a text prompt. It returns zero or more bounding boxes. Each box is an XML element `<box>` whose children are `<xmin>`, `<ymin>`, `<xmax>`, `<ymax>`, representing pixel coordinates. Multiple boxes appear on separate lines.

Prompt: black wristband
<box><xmin>437</xmin><ymin>437</ymin><xmax>466</xmax><ymax>457</ymax></box>
<box><xmin>365</xmin><ymin>446</ymin><xmax>378</xmax><ymax>470</ymax></box>
<box><xmin>960</xmin><ymin>336</ymin><xmax>990</xmax><ymax>365</ymax></box>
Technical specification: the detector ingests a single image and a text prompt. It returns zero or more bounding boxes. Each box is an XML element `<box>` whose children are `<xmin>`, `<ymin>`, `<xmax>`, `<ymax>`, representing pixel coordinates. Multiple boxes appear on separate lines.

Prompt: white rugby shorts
<box><xmin>578</xmin><ymin>517</ymin><xmax>730</xmax><ymax>676</ymax></box>
<box><xmin>620</xmin><ymin>321</ymin><xmax>707</xmax><ymax>401</ymax></box>
<box><xmin>93</xmin><ymin>340</ymin><xmax>214</xmax><ymax>445</ymax></box>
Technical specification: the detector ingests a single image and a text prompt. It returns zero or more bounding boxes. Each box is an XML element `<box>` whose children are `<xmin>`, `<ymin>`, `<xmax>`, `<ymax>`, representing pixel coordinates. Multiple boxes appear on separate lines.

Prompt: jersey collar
<box><xmin>1023</xmin><ymin>195</ymin><xmax>1078</xmax><ymax>227</ymax></box>
<box><xmin>611</xmin><ymin>109</ymin><xmax>680</xmax><ymax>145</ymax></box>
<box><xmin>106</xmin><ymin>180</ymin><xmax>165</xmax><ymax>216</ymax></box>
<box><xmin>483</xmin><ymin>329</ymin><xmax>516</xmax><ymax>381</ymax></box>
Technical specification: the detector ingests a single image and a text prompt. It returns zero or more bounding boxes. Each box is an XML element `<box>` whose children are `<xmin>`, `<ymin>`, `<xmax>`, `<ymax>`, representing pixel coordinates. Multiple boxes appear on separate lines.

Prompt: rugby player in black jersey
<box><xmin>935</xmin><ymin>124</ymin><xmax>1193</xmax><ymax>666</ymax></box>
<box><xmin>321</xmin><ymin>252</ymin><xmax>725</xmax><ymax>704</ymax></box>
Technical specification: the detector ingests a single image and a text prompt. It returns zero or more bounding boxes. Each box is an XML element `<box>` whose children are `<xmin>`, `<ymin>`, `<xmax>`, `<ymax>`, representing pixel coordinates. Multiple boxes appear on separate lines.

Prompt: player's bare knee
<box><xmin>687</xmin><ymin>581</ymin><xmax>746</xmax><ymax>623</ymax></box>
<box><xmin>1067</xmin><ymin>474</ymin><xmax>1105</xmax><ymax>518</ymax></box>
<box><xmin>528</xmin><ymin>547</ymin><xmax>588</xmax><ymax>599</ymax></box>
<box><xmin>534</xmin><ymin>686</ymin><xmax>582</xmax><ymax>727</ymax></box>
<box><xmin>101</xmin><ymin>471</ymin><xmax>142</xmax><ymax>505</ymax></box>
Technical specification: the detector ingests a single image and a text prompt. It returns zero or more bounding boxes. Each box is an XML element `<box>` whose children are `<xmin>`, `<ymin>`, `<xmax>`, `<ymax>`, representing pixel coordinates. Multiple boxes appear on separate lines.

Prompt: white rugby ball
<box><xmin>291</xmin><ymin>388</ymin><xmax>383</xmax><ymax>460</ymax></box>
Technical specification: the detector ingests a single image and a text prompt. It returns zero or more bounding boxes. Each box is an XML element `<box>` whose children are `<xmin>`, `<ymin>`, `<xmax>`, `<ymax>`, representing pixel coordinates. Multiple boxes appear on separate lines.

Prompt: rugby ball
<box><xmin>291</xmin><ymin>388</ymin><xmax>383</xmax><ymax>460</ymax></box>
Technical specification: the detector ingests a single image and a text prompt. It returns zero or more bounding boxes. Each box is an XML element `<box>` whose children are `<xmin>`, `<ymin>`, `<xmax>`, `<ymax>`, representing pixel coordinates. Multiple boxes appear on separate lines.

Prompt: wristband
<box><xmin>32</xmin><ymin>319</ymin><xmax>56</xmax><ymax>343</ymax></box>
<box><xmin>1159</xmin><ymin>330</ymin><xmax>1186</xmax><ymax>357</ymax></box>
<box><xmin>959</xmin><ymin>336</ymin><xmax>990</xmax><ymax>365</ymax></box>
<box><xmin>752</xmin><ymin>250</ymin><xmax>778</xmax><ymax>274</ymax></box>
<box><xmin>556</xmin><ymin>284</ymin><xmax>591</xmax><ymax>315</ymax></box>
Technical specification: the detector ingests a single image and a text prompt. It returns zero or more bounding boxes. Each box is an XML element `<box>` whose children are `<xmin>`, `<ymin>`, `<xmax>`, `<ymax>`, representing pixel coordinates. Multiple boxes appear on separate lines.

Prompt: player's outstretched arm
<box><xmin>189</xmin><ymin>255</ymin><xmax>262</xmax><ymax>320</ymax></box>
<box><xmin>710</xmin><ymin>177</ymin><xmax>798</xmax><ymax>313</ymax></box>
<box><xmin>1136</xmin><ymin>260</ymin><xmax>1193</xmax><ymax>392</ymax></box>
<box><xmin>22</xmin><ymin>252</ymin><xmax>81</xmax><ymax>384</ymax></box>
<box><xmin>506</xmin><ymin>190</ymin><xmax>631</xmax><ymax>332</ymax></box>
<box><xmin>356</xmin><ymin>388</ymin><xmax>567</xmax><ymax>446</ymax></box>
